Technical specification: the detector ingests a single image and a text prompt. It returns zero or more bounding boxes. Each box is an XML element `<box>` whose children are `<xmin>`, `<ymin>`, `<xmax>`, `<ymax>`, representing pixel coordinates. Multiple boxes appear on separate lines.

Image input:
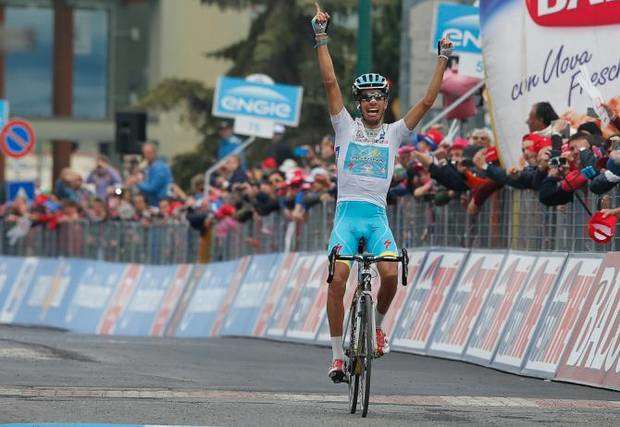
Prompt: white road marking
<box><xmin>0</xmin><ymin>386</ymin><xmax>618</xmax><ymax>410</ymax></box>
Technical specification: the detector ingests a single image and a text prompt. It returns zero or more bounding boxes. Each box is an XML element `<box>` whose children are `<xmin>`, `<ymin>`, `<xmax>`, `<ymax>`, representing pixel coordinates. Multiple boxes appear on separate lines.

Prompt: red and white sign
<box><xmin>523</xmin><ymin>256</ymin><xmax>602</xmax><ymax>377</ymax></box>
<box><xmin>97</xmin><ymin>264</ymin><xmax>142</xmax><ymax>335</ymax></box>
<box><xmin>556</xmin><ymin>252</ymin><xmax>620</xmax><ymax>390</ymax></box>
<box><xmin>464</xmin><ymin>253</ymin><xmax>537</xmax><ymax>364</ymax></box>
<box><xmin>266</xmin><ymin>254</ymin><xmax>317</xmax><ymax>338</ymax></box>
<box><xmin>526</xmin><ymin>0</ymin><xmax>620</xmax><ymax>27</ymax></box>
<box><xmin>210</xmin><ymin>256</ymin><xmax>250</xmax><ymax>336</ymax></box>
<box><xmin>285</xmin><ymin>257</ymin><xmax>329</xmax><ymax>341</ymax></box>
<box><xmin>150</xmin><ymin>265</ymin><xmax>192</xmax><ymax>337</ymax></box>
<box><xmin>429</xmin><ymin>252</ymin><xmax>505</xmax><ymax>358</ymax></box>
<box><xmin>381</xmin><ymin>250</ymin><xmax>426</xmax><ymax>339</ymax></box>
<box><xmin>392</xmin><ymin>251</ymin><xmax>467</xmax><ymax>353</ymax></box>
<box><xmin>492</xmin><ymin>254</ymin><xmax>566</xmax><ymax>370</ymax></box>
<box><xmin>253</xmin><ymin>253</ymin><xmax>298</xmax><ymax>337</ymax></box>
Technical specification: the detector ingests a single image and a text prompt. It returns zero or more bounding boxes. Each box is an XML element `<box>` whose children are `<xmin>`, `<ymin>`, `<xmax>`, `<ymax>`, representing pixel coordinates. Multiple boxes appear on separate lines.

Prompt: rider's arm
<box><xmin>313</xmin><ymin>6</ymin><xmax>344</xmax><ymax>116</ymax></box>
<box><xmin>402</xmin><ymin>39</ymin><xmax>453</xmax><ymax>131</ymax></box>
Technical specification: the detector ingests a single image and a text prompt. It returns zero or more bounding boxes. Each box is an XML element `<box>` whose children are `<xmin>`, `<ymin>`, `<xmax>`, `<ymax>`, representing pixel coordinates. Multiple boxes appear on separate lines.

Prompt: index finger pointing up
<box><xmin>315</xmin><ymin>2</ymin><xmax>322</xmax><ymax>14</ymax></box>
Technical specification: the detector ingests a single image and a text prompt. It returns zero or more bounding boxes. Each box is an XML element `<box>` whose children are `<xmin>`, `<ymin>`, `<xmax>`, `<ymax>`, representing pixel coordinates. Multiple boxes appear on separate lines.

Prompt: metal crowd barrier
<box><xmin>2</xmin><ymin>187</ymin><xmax>617</xmax><ymax>264</ymax></box>
<box><xmin>0</xmin><ymin>220</ymin><xmax>201</xmax><ymax>265</ymax></box>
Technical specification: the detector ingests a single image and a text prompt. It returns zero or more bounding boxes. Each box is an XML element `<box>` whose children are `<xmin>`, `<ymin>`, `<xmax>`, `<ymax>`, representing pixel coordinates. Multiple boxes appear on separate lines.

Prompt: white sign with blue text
<box><xmin>432</xmin><ymin>3</ymin><xmax>483</xmax><ymax>79</ymax></box>
<box><xmin>213</xmin><ymin>76</ymin><xmax>303</xmax><ymax>127</ymax></box>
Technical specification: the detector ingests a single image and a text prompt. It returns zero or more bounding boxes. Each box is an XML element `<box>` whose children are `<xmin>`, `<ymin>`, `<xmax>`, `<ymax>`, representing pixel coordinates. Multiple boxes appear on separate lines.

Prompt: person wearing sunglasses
<box><xmin>311</xmin><ymin>2</ymin><xmax>453</xmax><ymax>382</ymax></box>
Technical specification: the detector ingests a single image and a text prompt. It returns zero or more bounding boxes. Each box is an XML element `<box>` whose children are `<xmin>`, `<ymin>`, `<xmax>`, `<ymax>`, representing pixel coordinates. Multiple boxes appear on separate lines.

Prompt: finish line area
<box><xmin>0</xmin><ymin>326</ymin><xmax>618</xmax><ymax>426</ymax></box>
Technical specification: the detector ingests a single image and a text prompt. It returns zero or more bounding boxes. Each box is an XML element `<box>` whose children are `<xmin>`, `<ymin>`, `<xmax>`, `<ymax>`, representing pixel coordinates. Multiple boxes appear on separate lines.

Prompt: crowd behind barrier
<box><xmin>0</xmin><ymin>248</ymin><xmax>617</xmax><ymax>391</ymax></box>
<box><xmin>2</xmin><ymin>99</ymin><xmax>620</xmax><ymax>262</ymax></box>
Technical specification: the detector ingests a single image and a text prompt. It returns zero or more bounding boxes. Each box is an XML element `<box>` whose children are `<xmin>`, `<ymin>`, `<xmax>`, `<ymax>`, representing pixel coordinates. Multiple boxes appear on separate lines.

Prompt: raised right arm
<box><xmin>313</xmin><ymin>3</ymin><xmax>344</xmax><ymax>116</ymax></box>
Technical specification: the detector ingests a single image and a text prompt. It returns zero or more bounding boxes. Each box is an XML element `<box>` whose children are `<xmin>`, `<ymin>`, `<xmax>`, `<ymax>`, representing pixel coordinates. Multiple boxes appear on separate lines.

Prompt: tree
<box><xmin>141</xmin><ymin>0</ymin><xmax>402</xmax><ymax>190</ymax></box>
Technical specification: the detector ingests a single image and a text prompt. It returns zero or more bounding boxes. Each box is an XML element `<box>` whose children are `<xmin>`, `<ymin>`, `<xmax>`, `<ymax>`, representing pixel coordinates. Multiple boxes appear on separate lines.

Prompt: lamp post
<box><xmin>356</xmin><ymin>0</ymin><xmax>372</xmax><ymax>76</ymax></box>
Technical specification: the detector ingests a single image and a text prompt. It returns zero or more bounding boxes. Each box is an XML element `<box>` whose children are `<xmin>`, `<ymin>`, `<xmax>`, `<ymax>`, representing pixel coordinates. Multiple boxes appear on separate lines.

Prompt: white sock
<box><xmin>375</xmin><ymin>307</ymin><xmax>385</xmax><ymax>329</ymax></box>
<box><xmin>331</xmin><ymin>336</ymin><xmax>344</xmax><ymax>361</ymax></box>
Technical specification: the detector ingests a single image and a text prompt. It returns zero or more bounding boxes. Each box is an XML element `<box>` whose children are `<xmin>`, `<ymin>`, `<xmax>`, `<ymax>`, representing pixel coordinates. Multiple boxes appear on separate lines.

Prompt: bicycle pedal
<box><xmin>330</xmin><ymin>371</ymin><xmax>347</xmax><ymax>384</ymax></box>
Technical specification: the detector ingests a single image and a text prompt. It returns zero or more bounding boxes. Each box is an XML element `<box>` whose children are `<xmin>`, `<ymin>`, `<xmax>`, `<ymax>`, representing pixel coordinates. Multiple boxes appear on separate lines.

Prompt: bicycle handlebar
<box><xmin>327</xmin><ymin>247</ymin><xmax>409</xmax><ymax>286</ymax></box>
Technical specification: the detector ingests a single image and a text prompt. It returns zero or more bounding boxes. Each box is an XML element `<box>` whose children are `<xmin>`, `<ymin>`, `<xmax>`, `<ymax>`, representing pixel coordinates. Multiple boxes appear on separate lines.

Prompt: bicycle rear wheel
<box><xmin>360</xmin><ymin>297</ymin><xmax>373</xmax><ymax>417</ymax></box>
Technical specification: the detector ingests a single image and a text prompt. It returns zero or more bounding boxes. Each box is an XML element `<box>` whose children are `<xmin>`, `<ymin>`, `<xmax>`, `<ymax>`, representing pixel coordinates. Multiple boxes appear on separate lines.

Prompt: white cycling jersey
<box><xmin>331</xmin><ymin>107</ymin><xmax>412</xmax><ymax>209</ymax></box>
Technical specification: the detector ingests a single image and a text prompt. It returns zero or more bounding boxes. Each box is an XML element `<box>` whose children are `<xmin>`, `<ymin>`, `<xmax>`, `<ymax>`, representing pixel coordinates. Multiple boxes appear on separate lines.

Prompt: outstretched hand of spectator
<box><xmin>412</xmin><ymin>151</ymin><xmax>433</xmax><ymax>169</ymax></box>
<box><xmin>601</xmin><ymin>208</ymin><xmax>620</xmax><ymax>218</ymax></box>
<box><xmin>473</xmin><ymin>150</ymin><xmax>487</xmax><ymax>170</ymax></box>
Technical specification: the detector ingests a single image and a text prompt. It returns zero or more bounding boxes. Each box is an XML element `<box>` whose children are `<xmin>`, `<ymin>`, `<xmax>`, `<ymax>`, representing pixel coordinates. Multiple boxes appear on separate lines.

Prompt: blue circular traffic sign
<box><xmin>0</xmin><ymin>119</ymin><xmax>36</xmax><ymax>159</ymax></box>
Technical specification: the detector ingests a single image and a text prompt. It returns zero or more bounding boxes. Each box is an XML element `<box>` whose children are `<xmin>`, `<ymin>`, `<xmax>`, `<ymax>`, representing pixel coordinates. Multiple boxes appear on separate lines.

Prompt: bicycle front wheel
<box><xmin>360</xmin><ymin>297</ymin><xmax>373</xmax><ymax>417</ymax></box>
<box><xmin>347</xmin><ymin>302</ymin><xmax>359</xmax><ymax>414</ymax></box>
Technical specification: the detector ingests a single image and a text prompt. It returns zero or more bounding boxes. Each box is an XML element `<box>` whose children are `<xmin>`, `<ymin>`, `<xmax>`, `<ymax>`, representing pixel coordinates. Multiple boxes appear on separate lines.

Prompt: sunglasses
<box><xmin>359</xmin><ymin>92</ymin><xmax>387</xmax><ymax>102</ymax></box>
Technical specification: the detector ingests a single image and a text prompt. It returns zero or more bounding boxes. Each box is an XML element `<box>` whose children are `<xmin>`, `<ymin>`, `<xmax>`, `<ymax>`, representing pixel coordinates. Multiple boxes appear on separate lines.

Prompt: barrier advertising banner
<box><xmin>62</xmin><ymin>261</ymin><xmax>126</xmax><ymax>334</ymax></box>
<box><xmin>266</xmin><ymin>254</ymin><xmax>317</xmax><ymax>339</ymax></box>
<box><xmin>315</xmin><ymin>263</ymin><xmax>359</xmax><ymax>345</ymax></box>
<box><xmin>97</xmin><ymin>264</ymin><xmax>143</xmax><ymax>335</ymax></box>
<box><xmin>464</xmin><ymin>253</ymin><xmax>537</xmax><ymax>365</ymax></box>
<box><xmin>480</xmin><ymin>0</ymin><xmax>620</xmax><ymax>168</ymax></box>
<box><xmin>114</xmin><ymin>265</ymin><xmax>178</xmax><ymax>336</ymax></box>
<box><xmin>166</xmin><ymin>265</ymin><xmax>206</xmax><ymax>337</ymax></box>
<box><xmin>210</xmin><ymin>257</ymin><xmax>251</xmax><ymax>336</ymax></box>
<box><xmin>381</xmin><ymin>250</ymin><xmax>427</xmax><ymax>339</ymax></box>
<box><xmin>285</xmin><ymin>255</ymin><xmax>329</xmax><ymax>342</ymax></box>
<box><xmin>429</xmin><ymin>251</ymin><xmax>505</xmax><ymax>359</ymax></box>
<box><xmin>392</xmin><ymin>250</ymin><xmax>467</xmax><ymax>353</ymax></box>
<box><xmin>221</xmin><ymin>254</ymin><xmax>281</xmax><ymax>336</ymax></box>
<box><xmin>175</xmin><ymin>261</ymin><xmax>239</xmax><ymax>337</ymax></box>
<box><xmin>556</xmin><ymin>252</ymin><xmax>620</xmax><ymax>390</ymax></box>
<box><xmin>492</xmin><ymin>254</ymin><xmax>567</xmax><ymax>372</ymax></box>
<box><xmin>16</xmin><ymin>258</ymin><xmax>89</xmax><ymax>328</ymax></box>
<box><xmin>522</xmin><ymin>255</ymin><xmax>602</xmax><ymax>378</ymax></box>
<box><xmin>0</xmin><ymin>257</ymin><xmax>38</xmax><ymax>324</ymax></box>
<box><xmin>150</xmin><ymin>264</ymin><xmax>193</xmax><ymax>337</ymax></box>
<box><xmin>0</xmin><ymin>256</ymin><xmax>24</xmax><ymax>310</ymax></box>
<box><xmin>253</xmin><ymin>253</ymin><xmax>298</xmax><ymax>337</ymax></box>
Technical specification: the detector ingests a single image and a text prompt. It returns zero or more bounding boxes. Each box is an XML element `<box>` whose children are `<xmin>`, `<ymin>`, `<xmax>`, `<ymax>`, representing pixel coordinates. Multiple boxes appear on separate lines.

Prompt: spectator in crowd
<box><xmin>526</xmin><ymin>101</ymin><xmax>559</xmax><ymax>134</ymax></box>
<box><xmin>87</xmin><ymin>155</ymin><xmax>122</xmax><ymax>200</ymax></box>
<box><xmin>269</xmin><ymin>124</ymin><xmax>294</xmax><ymax>165</ymax></box>
<box><xmin>217</xmin><ymin>121</ymin><xmax>244</xmax><ymax>160</ymax></box>
<box><xmin>127</xmin><ymin>142</ymin><xmax>173</xmax><ymax>207</ymax></box>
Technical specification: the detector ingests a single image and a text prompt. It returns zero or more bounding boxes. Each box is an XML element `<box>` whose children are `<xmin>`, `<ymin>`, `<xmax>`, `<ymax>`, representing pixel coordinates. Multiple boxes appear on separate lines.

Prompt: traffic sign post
<box><xmin>0</xmin><ymin>119</ymin><xmax>36</xmax><ymax>159</ymax></box>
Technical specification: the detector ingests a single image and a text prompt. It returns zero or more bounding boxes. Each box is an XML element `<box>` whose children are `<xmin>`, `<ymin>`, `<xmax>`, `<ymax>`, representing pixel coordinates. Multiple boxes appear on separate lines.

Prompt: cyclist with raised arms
<box><xmin>311</xmin><ymin>2</ymin><xmax>453</xmax><ymax>382</ymax></box>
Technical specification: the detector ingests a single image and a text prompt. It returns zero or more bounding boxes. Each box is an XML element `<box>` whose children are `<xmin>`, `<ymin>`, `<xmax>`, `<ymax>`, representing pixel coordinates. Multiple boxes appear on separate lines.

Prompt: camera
<box><xmin>549</xmin><ymin>156</ymin><xmax>567</xmax><ymax>168</ymax></box>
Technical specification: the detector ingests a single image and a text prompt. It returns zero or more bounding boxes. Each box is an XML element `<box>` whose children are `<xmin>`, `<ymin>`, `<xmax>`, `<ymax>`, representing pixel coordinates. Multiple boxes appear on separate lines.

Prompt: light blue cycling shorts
<box><xmin>327</xmin><ymin>201</ymin><xmax>398</xmax><ymax>264</ymax></box>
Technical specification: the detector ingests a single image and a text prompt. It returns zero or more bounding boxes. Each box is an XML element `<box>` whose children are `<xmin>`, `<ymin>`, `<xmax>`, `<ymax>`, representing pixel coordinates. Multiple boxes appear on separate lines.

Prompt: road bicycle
<box><xmin>327</xmin><ymin>239</ymin><xmax>408</xmax><ymax>417</ymax></box>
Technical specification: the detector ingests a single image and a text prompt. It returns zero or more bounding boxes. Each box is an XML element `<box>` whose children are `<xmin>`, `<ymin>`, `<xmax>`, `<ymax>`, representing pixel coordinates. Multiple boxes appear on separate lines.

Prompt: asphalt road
<box><xmin>0</xmin><ymin>324</ymin><xmax>618</xmax><ymax>426</ymax></box>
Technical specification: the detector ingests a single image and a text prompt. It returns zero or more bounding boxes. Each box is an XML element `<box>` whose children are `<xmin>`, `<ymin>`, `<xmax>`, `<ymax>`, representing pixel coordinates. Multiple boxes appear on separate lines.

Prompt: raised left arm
<box><xmin>403</xmin><ymin>38</ymin><xmax>453</xmax><ymax>130</ymax></box>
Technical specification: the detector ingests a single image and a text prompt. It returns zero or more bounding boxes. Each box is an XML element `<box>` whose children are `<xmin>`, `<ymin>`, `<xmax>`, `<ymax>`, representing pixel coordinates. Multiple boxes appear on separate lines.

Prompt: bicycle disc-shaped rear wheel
<box><xmin>359</xmin><ymin>297</ymin><xmax>373</xmax><ymax>417</ymax></box>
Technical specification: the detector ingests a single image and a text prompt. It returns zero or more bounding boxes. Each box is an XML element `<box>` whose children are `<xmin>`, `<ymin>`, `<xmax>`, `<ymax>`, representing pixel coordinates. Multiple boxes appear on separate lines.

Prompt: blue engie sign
<box><xmin>432</xmin><ymin>3</ymin><xmax>481</xmax><ymax>55</ymax></box>
<box><xmin>213</xmin><ymin>76</ymin><xmax>303</xmax><ymax>127</ymax></box>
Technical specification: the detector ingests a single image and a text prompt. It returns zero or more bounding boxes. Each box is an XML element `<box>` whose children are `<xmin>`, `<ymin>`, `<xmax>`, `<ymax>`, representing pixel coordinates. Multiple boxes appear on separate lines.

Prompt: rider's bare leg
<box><xmin>376</xmin><ymin>261</ymin><xmax>398</xmax><ymax>325</ymax></box>
<box><xmin>327</xmin><ymin>262</ymin><xmax>350</xmax><ymax>360</ymax></box>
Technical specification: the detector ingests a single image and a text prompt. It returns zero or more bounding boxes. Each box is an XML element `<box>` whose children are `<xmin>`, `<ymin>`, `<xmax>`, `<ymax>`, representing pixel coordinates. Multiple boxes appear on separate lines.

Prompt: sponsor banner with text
<box><xmin>392</xmin><ymin>250</ymin><xmax>468</xmax><ymax>354</ymax></box>
<box><xmin>150</xmin><ymin>264</ymin><xmax>193</xmax><ymax>337</ymax></box>
<box><xmin>492</xmin><ymin>254</ymin><xmax>567</xmax><ymax>372</ymax></box>
<box><xmin>0</xmin><ymin>256</ymin><xmax>25</xmax><ymax>311</ymax></box>
<box><xmin>522</xmin><ymin>255</ymin><xmax>602</xmax><ymax>378</ymax></box>
<box><xmin>464</xmin><ymin>253</ymin><xmax>537</xmax><ymax>365</ymax></box>
<box><xmin>210</xmin><ymin>257</ymin><xmax>251</xmax><ymax>336</ymax></box>
<box><xmin>480</xmin><ymin>0</ymin><xmax>620</xmax><ymax>168</ymax></box>
<box><xmin>285</xmin><ymin>256</ymin><xmax>329</xmax><ymax>342</ymax></box>
<box><xmin>221</xmin><ymin>254</ymin><xmax>282</xmax><ymax>336</ymax></box>
<box><xmin>166</xmin><ymin>264</ymin><xmax>206</xmax><ymax>337</ymax></box>
<box><xmin>114</xmin><ymin>265</ymin><xmax>178</xmax><ymax>336</ymax></box>
<box><xmin>0</xmin><ymin>257</ymin><xmax>38</xmax><ymax>324</ymax></box>
<box><xmin>382</xmin><ymin>250</ymin><xmax>427</xmax><ymax>340</ymax></box>
<box><xmin>97</xmin><ymin>264</ymin><xmax>143</xmax><ymax>335</ymax></box>
<box><xmin>266</xmin><ymin>254</ymin><xmax>317</xmax><ymax>339</ymax></box>
<box><xmin>556</xmin><ymin>252</ymin><xmax>620</xmax><ymax>390</ymax></box>
<box><xmin>175</xmin><ymin>261</ymin><xmax>238</xmax><ymax>337</ymax></box>
<box><xmin>253</xmin><ymin>253</ymin><xmax>298</xmax><ymax>337</ymax></box>
<box><xmin>62</xmin><ymin>261</ymin><xmax>126</xmax><ymax>334</ymax></box>
<box><xmin>429</xmin><ymin>251</ymin><xmax>506</xmax><ymax>359</ymax></box>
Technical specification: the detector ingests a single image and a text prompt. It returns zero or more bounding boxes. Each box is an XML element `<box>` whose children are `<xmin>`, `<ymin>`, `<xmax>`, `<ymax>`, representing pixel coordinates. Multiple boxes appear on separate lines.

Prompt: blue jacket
<box><xmin>138</xmin><ymin>159</ymin><xmax>173</xmax><ymax>206</ymax></box>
